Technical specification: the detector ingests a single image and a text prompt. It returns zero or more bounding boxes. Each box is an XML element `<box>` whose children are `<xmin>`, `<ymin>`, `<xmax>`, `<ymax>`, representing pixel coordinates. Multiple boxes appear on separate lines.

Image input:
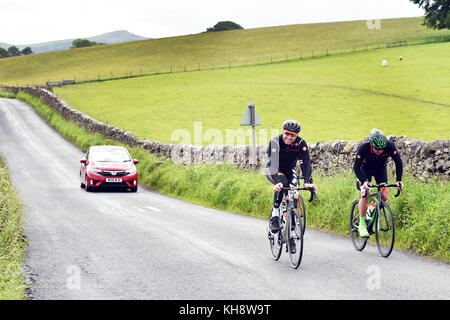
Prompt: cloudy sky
<box><xmin>1</xmin><ymin>0</ymin><xmax>424</xmax><ymax>45</ymax></box>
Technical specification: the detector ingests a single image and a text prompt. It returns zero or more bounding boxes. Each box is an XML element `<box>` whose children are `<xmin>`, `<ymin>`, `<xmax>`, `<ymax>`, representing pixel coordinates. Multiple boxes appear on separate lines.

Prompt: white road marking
<box><xmin>144</xmin><ymin>206</ymin><xmax>162</xmax><ymax>212</ymax></box>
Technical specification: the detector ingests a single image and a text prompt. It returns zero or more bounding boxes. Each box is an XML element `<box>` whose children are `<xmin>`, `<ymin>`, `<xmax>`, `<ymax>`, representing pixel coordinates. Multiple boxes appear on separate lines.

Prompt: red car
<box><xmin>80</xmin><ymin>146</ymin><xmax>139</xmax><ymax>192</ymax></box>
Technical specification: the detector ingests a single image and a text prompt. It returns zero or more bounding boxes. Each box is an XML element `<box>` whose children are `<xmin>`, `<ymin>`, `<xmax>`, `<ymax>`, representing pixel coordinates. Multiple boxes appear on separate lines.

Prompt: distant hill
<box><xmin>0</xmin><ymin>30</ymin><xmax>148</xmax><ymax>53</ymax></box>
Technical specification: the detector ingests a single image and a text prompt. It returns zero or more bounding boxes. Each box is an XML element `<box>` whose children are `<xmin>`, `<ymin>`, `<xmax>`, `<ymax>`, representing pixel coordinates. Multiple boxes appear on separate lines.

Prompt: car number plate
<box><xmin>106</xmin><ymin>178</ymin><xmax>122</xmax><ymax>183</ymax></box>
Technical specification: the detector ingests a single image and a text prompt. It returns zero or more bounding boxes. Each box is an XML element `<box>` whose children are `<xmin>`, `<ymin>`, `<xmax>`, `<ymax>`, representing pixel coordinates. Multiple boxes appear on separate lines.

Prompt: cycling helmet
<box><xmin>369</xmin><ymin>128</ymin><xmax>387</xmax><ymax>149</ymax></box>
<box><xmin>282</xmin><ymin>120</ymin><xmax>301</xmax><ymax>133</ymax></box>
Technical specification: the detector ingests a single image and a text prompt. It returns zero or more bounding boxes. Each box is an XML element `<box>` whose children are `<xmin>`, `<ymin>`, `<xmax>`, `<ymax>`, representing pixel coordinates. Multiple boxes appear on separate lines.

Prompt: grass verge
<box><xmin>0</xmin><ymin>90</ymin><xmax>17</xmax><ymax>99</ymax></box>
<box><xmin>0</xmin><ymin>156</ymin><xmax>27</xmax><ymax>300</ymax></box>
<box><xmin>8</xmin><ymin>91</ymin><xmax>450</xmax><ymax>262</ymax></box>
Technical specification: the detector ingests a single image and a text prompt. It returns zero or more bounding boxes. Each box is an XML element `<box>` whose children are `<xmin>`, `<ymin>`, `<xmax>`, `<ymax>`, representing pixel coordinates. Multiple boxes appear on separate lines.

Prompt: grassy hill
<box><xmin>53</xmin><ymin>42</ymin><xmax>450</xmax><ymax>144</ymax></box>
<box><xmin>1</xmin><ymin>17</ymin><xmax>449</xmax><ymax>86</ymax></box>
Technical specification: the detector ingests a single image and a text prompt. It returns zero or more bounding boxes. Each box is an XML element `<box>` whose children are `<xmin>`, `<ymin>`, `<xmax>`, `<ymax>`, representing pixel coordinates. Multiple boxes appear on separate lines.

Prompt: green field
<box><xmin>1</xmin><ymin>17</ymin><xmax>449</xmax><ymax>86</ymax></box>
<box><xmin>54</xmin><ymin>42</ymin><xmax>450</xmax><ymax>144</ymax></box>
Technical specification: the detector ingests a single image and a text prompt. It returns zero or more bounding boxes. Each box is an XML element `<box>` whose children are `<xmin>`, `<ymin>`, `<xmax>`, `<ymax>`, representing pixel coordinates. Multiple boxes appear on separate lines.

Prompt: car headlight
<box><xmin>125</xmin><ymin>169</ymin><xmax>136</xmax><ymax>175</ymax></box>
<box><xmin>89</xmin><ymin>168</ymin><xmax>102</xmax><ymax>174</ymax></box>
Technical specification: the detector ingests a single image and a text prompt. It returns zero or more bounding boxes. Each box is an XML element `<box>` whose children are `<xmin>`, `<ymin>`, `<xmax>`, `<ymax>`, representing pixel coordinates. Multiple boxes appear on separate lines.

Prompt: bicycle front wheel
<box><xmin>375</xmin><ymin>202</ymin><xmax>395</xmax><ymax>257</ymax></box>
<box><xmin>297</xmin><ymin>194</ymin><xmax>306</xmax><ymax>236</ymax></box>
<box><xmin>287</xmin><ymin>209</ymin><xmax>304</xmax><ymax>269</ymax></box>
<box><xmin>268</xmin><ymin>221</ymin><xmax>282</xmax><ymax>260</ymax></box>
<box><xmin>350</xmin><ymin>199</ymin><xmax>367</xmax><ymax>251</ymax></box>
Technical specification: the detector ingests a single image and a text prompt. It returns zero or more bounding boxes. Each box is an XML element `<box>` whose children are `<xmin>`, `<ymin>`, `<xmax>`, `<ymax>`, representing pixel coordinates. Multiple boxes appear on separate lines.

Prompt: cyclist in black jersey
<box><xmin>265</xmin><ymin>120</ymin><xmax>317</xmax><ymax>249</ymax></box>
<box><xmin>354</xmin><ymin>128</ymin><xmax>404</xmax><ymax>237</ymax></box>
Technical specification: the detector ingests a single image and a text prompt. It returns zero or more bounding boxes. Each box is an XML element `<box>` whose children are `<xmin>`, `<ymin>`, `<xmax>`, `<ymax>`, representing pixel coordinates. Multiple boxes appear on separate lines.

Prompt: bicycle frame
<box><xmin>280</xmin><ymin>187</ymin><xmax>315</xmax><ymax>239</ymax></box>
<box><xmin>365</xmin><ymin>184</ymin><xmax>400</xmax><ymax>234</ymax></box>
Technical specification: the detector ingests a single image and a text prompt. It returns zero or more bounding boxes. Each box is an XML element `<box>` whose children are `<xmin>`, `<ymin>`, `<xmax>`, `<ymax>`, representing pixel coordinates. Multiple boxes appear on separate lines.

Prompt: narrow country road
<box><xmin>0</xmin><ymin>98</ymin><xmax>448</xmax><ymax>300</ymax></box>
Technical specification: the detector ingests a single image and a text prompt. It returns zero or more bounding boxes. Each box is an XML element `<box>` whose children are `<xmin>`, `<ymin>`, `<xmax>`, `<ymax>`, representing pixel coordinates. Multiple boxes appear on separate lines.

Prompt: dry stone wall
<box><xmin>2</xmin><ymin>86</ymin><xmax>449</xmax><ymax>179</ymax></box>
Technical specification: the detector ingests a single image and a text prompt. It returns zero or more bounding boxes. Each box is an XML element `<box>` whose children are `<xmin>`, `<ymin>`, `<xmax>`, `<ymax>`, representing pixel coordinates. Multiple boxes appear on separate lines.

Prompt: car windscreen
<box><xmin>90</xmin><ymin>149</ymin><xmax>132</xmax><ymax>162</ymax></box>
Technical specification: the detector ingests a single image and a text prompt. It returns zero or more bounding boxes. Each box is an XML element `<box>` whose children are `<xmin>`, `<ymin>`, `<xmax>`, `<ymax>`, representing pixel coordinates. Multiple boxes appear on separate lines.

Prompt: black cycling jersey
<box><xmin>266</xmin><ymin>134</ymin><xmax>313</xmax><ymax>184</ymax></box>
<box><xmin>354</xmin><ymin>141</ymin><xmax>403</xmax><ymax>183</ymax></box>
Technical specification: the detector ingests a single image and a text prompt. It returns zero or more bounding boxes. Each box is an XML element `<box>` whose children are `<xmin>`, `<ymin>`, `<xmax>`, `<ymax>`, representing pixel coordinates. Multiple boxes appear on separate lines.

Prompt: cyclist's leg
<box><xmin>357</xmin><ymin>166</ymin><xmax>372</xmax><ymax>217</ymax></box>
<box><xmin>266</xmin><ymin>167</ymin><xmax>289</xmax><ymax>232</ymax></box>
<box><xmin>266</xmin><ymin>168</ymin><xmax>290</xmax><ymax>207</ymax></box>
<box><xmin>289</xmin><ymin>168</ymin><xmax>299</xmax><ymax>207</ymax></box>
<box><xmin>356</xmin><ymin>167</ymin><xmax>371</xmax><ymax>237</ymax></box>
<box><xmin>265</xmin><ymin>166</ymin><xmax>280</xmax><ymax>209</ymax></box>
<box><xmin>375</xmin><ymin>169</ymin><xmax>389</xmax><ymax>202</ymax></box>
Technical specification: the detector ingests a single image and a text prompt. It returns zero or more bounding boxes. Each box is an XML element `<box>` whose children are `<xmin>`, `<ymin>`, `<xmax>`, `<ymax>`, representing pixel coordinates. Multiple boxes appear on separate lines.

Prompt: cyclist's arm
<box><xmin>353</xmin><ymin>143</ymin><xmax>367</xmax><ymax>183</ymax></box>
<box><xmin>266</xmin><ymin>138</ymin><xmax>282</xmax><ymax>184</ymax></box>
<box><xmin>298</xmin><ymin>140</ymin><xmax>313</xmax><ymax>184</ymax></box>
<box><xmin>389</xmin><ymin>143</ymin><xmax>403</xmax><ymax>182</ymax></box>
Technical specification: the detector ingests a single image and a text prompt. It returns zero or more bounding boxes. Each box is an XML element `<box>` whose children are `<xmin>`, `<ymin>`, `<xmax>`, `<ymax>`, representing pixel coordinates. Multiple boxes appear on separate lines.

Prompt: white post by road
<box><xmin>240</xmin><ymin>101</ymin><xmax>262</xmax><ymax>170</ymax></box>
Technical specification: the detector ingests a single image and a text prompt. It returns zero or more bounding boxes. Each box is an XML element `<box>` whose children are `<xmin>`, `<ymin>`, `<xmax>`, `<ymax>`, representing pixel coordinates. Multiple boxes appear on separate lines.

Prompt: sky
<box><xmin>0</xmin><ymin>0</ymin><xmax>424</xmax><ymax>45</ymax></box>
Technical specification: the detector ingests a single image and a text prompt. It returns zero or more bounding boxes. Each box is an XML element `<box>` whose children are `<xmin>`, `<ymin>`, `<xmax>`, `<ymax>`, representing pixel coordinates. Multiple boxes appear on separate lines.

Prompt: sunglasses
<box><xmin>283</xmin><ymin>130</ymin><xmax>298</xmax><ymax>138</ymax></box>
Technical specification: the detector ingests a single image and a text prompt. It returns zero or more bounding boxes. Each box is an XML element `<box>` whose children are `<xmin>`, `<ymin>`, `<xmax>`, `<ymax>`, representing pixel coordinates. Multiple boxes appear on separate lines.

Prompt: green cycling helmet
<box><xmin>369</xmin><ymin>128</ymin><xmax>387</xmax><ymax>149</ymax></box>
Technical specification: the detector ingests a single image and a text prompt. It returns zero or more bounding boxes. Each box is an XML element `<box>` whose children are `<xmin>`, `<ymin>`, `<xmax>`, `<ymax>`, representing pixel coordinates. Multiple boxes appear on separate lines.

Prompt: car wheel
<box><xmin>85</xmin><ymin>175</ymin><xmax>92</xmax><ymax>192</ymax></box>
<box><xmin>80</xmin><ymin>172</ymin><xmax>85</xmax><ymax>188</ymax></box>
<box><xmin>130</xmin><ymin>186</ymin><xmax>138</xmax><ymax>192</ymax></box>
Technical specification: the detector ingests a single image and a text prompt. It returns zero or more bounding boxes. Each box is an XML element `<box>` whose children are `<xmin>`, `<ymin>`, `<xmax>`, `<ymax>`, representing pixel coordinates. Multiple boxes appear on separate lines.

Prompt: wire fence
<box><xmin>4</xmin><ymin>33</ymin><xmax>450</xmax><ymax>88</ymax></box>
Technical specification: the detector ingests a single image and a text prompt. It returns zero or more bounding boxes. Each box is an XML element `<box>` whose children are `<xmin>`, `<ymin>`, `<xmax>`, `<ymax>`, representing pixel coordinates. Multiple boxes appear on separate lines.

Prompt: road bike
<box><xmin>268</xmin><ymin>186</ymin><xmax>315</xmax><ymax>268</ymax></box>
<box><xmin>350</xmin><ymin>183</ymin><xmax>401</xmax><ymax>257</ymax></box>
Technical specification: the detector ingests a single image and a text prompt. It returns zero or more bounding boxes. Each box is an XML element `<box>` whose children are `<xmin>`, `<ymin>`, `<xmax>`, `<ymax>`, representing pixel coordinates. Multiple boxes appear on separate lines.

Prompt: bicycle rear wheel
<box><xmin>350</xmin><ymin>199</ymin><xmax>367</xmax><ymax>251</ymax></box>
<box><xmin>287</xmin><ymin>209</ymin><xmax>304</xmax><ymax>269</ymax></box>
<box><xmin>375</xmin><ymin>202</ymin><xmax>395</xmax><ymax>257</ymax></box>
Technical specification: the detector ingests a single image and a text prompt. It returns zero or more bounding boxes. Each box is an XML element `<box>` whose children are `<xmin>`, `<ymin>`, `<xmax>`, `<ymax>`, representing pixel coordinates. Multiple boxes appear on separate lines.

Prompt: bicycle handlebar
<box><xmin>363</xmin><ymin>183</ymin><xmax>402</xmax><ymax>198</ymax></box>
<box><xmin>282</xmin><ymin>187</ymin><xmax>316</xmax><ymax>202</ymax></box>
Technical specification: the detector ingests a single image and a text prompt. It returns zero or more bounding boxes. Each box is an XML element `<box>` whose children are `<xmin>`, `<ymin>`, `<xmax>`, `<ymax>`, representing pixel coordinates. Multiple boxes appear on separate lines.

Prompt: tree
<box><xmin>410</xmin><ymin>0</ymin><xmax>450</xmax><ymax>29</ymax></box>
<box><xmin>71</xmin><ymin>39</ymin><xmax>92</xmax><ymax>48</ymax></box>
<box><xmin>206</xmin><ymin>21</ymin><xmax>244</xmax><ymax>32</ymax></box>
<box><xmin>7</xmin><ymin>46</ymin><xmax>21</xmax><ymax>57</ymax></box>
<box><xmin>0</xmin><ymin>47</ymin><xmax>8</xmax><ymax>58</ymax></box>
<box><xmin>71</xmin><ymin>39</ymin><xmax>104</xmax><ymax>49</ymax></box>
<box><xmin>21</xmin><ymin>47</ymin><xmax>33</xmax><ymax>55</ymax></box>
